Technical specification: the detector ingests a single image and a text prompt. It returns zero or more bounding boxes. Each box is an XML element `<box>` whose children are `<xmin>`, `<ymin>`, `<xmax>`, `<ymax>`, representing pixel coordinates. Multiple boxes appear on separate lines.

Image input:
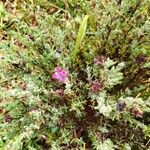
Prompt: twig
<box><xmin>144</xmin><ymin>139</ymin><xmax>150</xmax><ymax>148</ymax></box>
<box><xmin>49</xmin><ymin>3</ymin><xmax>69</xmax><ymax>14</ymax></box>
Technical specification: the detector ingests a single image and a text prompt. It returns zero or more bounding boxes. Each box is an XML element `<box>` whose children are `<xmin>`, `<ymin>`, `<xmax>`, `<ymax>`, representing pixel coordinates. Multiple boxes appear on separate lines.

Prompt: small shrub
<box><xmin>0</xmin><ymin>0</ymin><xmax>150</xmax><ymax>149</ymax></box>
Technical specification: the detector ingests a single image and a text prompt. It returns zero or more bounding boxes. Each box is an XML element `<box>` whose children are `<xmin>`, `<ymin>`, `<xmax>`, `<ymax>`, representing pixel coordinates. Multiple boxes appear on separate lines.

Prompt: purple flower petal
<box><xmin>55</xmin><ymin>67</ymin><xmax>62</xmax><ymax>72</ymax></box>
<box><xmin>95</xmin><ymin>55</ymin><xmax>105</xmax><ymax>65</ymax></box>
<box><xmin>52</xmin><ymin>67</ymin><xmax>69</xmax><ymax>83</ymax></box>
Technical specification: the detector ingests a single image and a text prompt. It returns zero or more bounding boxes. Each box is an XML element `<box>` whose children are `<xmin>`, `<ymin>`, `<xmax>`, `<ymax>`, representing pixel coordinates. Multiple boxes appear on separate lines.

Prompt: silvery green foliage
<box><xmin>123</xmin><ymin>143</ymin><xmax>131</xmax><ymax>150</ymax></box>
<box><xmin>65</xmin><ymin>81</ymin><xmax>73</xmax><ymax>94</ymax></box>
<box><xmin>119</xmin><ymin>96</ymin><xmax>144</xmax><ymax>107</ymax></box>
<box><xmin>103</xmin><ymin>59</ymin><xmax>125</xmax><ymax>89</ymax></box>
<box><xmin>93</xmin><ymin>139</ymin><xmax>116</xmax><ymax>150</ymax></box>
<box><xmin>92</xmin><ymin>91</ymin><xmax>112</xmax><ymax>117</ymax></box>
<box><xmin>118</xmin><ymin>96</ymin><xmax>150</xmax><ymax>113</ymax></box>
<box><xmin>0</xmin><ymin>0</ymin><xmax>149</xmax><ymax>149</ymax></box>
<box><xmin>86</xmin><ymin>58</ymin><xmax>125</xmax><ymax>89</ymax></box>
<box><xmin>6</xmin><ymin>124</ymin><xmax>38</xmax><ymax>150</ymax></box>
<box><xmin>95</xmin><ymin>98</ymin><xmax>112</xmax><ymax>117</ymax></box>
<box><xmin>87</xmin><ymin>58</ymin><xmax>125</xmax><ymax>116</ymax></box>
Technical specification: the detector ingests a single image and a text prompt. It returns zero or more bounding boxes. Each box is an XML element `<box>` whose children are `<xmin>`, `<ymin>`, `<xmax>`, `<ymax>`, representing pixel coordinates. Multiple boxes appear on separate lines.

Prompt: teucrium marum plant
<box><xmin>0</xmin><ymin>0</ymin><xmax>149</xmax><ymax>149</ymax></box>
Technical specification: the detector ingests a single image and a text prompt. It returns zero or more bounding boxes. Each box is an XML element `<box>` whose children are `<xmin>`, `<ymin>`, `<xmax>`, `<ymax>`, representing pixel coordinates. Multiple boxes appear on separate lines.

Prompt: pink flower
<box><xmin>52</xmin><ymin>67</ymin><xmax>68</xmax><ymax>83</ymax></box>
<box><xmin>55</xmin><ymin>67</ymin><xmax>62</xmax><ymax>72</ymax></box>
<box><xmin>94</xmin><ymin>55</ymin><xmax>105</xmax><ymax>65</ymax></box>
<box><xmin>91</xmin><ymin>80</ymin><xmax>103</xmax><ymax>93</ymax></box>
<box><xmin>130</xmin><ymin>107</ymin><xmax>143</xmax><ymax>118</ymax></box>
<box><xmin>55</xmin><ymin>89</ymin><xmax>64</xmax><ymax>96</ymax></box>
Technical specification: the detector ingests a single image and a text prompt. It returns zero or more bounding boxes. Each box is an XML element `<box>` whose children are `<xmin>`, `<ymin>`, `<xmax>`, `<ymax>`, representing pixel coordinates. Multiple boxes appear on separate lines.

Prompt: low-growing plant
<box><xmin>0</xmin><ymin>0</ymin><xmax>150</xmax><ymax>150</ymax></box>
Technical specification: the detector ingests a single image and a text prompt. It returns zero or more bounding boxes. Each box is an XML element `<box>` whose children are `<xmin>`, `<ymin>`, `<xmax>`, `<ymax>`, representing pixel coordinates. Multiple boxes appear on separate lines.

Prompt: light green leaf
<box><xmin>95</xmin><ymin>99</ymin><xmax>112</xmax><ymax>117</ymax></box>
<box><xmin>123</xmin><ymin>143</ymin><xmax>131</xmax><ymax>150</ymax></box>
<box><xmin>144</xmin><ymin>62</ymin><xmax>150</xmax><ymax>68</ymax></box>
<box><xmin>71</xmin><ymin>15</ymin><xmax>89</xmax><ymax>60</ymax></box>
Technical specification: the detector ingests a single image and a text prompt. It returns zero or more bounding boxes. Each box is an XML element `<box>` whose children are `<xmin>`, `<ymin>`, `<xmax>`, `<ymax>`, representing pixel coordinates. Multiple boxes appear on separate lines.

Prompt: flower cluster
<box><xmin>116</xmin><ymin>102</ymin><xmax>126</xmax><ymax>111</ymax></box>
<box><xmin>91</xmin><ymin>80</ymin><xmax>103</xmax><ymax>93</ymax></box>
<box><xmin>52</xmin><ymin>67</ymin><xmax>69</xmax><ymax>83</ymax></box>
<box><xmin>1</xmin><ymin>0</ymin><xmax>149</xmax><ymax>149</ymax></box>
<box><xmin>94</xmin><ymin>55</ymin><xmax>105</xmax><ymax>65</ymax></box>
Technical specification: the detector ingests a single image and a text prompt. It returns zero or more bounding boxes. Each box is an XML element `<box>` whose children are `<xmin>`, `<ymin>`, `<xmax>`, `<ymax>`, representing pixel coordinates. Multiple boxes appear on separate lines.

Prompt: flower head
<box><xmin>94</xmin><ymin>55</ymin><xmax>105</xmax><ymax>65</ymax></box>
<box><xmin>55</xmin><ymin>66</ymin><xmax>62</xmax><ymax>72</ymax></box>
<box><xmin>52</xmin><ymin>67</ymin><xmax>68</xmax><ymax>83</ymax></box>
<box><xmin>136</xmin><ymin>55</ymin><xmax>147</xmax><ymax>64</ymax></box>
<box><xmin>55</xmin><ymin>89</ymin><xmax>64</xmax><ymax>96</ymax></box>
<box><xmin>116</xmin><ymin>102</ymin><xmax>126</xmax><ymax>111</ymax></box>
<box><xmin>91</xmin><ymin>80</ymin><xmax>103</xmax><ymax>93</ymax></box>
<box><xmin>130</xmin><ymin>107</ymin><xmax>143</xmax><ymax>118</ymax></box>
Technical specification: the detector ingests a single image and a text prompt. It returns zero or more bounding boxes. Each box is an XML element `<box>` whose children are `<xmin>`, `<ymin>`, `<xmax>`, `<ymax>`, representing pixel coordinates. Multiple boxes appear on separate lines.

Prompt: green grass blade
<box><xmin>71</xmin><ymin>15</ymin><xmax>89</xmax><ymax>60</ymax></box>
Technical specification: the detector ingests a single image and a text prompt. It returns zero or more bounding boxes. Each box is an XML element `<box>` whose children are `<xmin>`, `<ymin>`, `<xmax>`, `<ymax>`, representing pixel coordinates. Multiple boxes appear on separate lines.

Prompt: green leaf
<box><xmin>123</xmin><ymin>143</ymin><xmax>131</xmax><ymax>150</ymax></box>
<box><xmin>144</xmin><ymin>62</ymin><xmax>150</xmax><ymax>68</ymax></box>
<box><xmin>71</xmin><ymin>15</ymin><xmax>89</xmax><ymax>60</ymax></box>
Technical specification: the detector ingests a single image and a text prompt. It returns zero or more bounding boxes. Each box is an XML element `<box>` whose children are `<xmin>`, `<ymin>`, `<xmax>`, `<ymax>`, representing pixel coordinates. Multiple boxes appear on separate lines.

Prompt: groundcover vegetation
<box><xmin>0</xmin><ymin>0</ymin><xmax>150</xmax><ymax>150</ymax></box>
